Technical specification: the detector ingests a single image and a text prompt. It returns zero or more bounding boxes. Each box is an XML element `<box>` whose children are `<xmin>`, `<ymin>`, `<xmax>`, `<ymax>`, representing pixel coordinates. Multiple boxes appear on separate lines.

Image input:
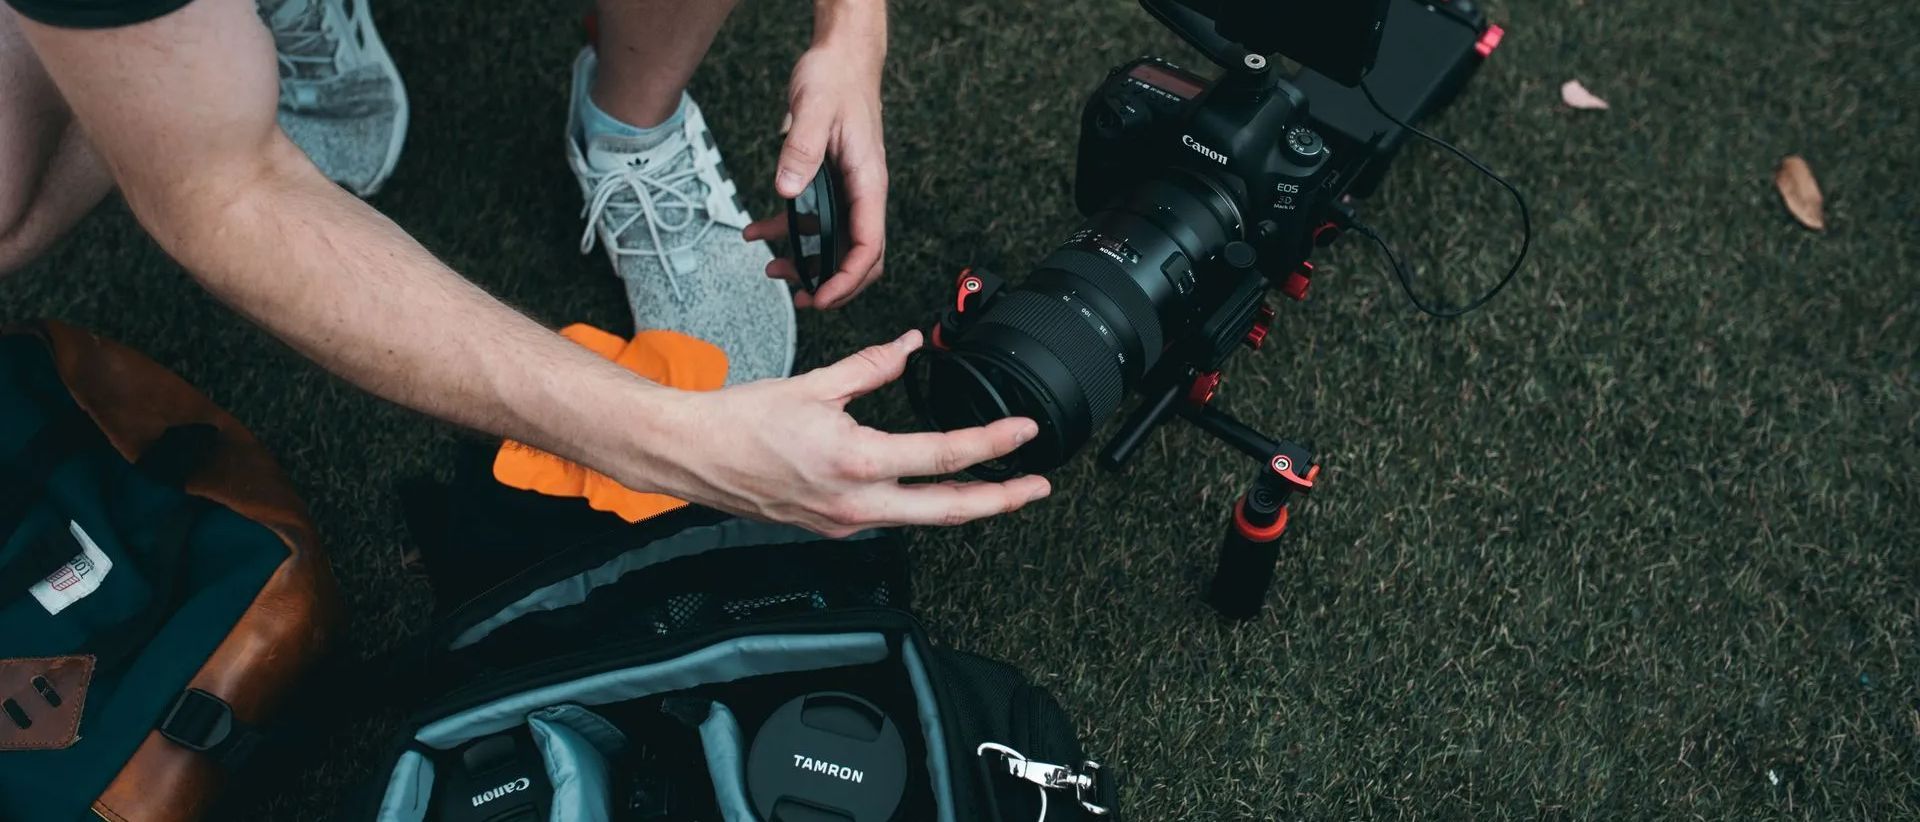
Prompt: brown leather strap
<box><xmin>0</xmin><ymin>655</ymin><xmax>95</xmax><ymax>750</ymax></box>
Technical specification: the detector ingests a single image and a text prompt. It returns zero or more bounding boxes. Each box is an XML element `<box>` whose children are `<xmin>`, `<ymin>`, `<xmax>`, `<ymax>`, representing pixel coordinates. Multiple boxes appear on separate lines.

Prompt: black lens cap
<box><xmin>785</xmin><ymin>163</ymin><xmax>848</xmax><ymax>294</ymax></box>
<box><xmin>746</xmin><ymin>691</ymin><xmax>908</xmax><ymax>822</ymax></box>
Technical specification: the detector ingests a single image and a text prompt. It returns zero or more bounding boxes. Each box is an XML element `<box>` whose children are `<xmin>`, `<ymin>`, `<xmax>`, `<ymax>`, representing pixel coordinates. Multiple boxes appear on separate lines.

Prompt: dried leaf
<box><xmin>1560</xmin><ymin>79</ymin><xmax>1610</xmax><ymax>110</ymax></box>
<box><xmin>1775</xmin><ymin>155</ymin><xmax>1826</xmax><ymax>231</ymax></box>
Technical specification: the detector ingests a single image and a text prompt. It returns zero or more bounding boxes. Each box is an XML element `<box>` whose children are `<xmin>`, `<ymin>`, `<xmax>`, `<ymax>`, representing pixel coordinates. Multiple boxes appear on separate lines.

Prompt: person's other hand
<box><xmin>743</xmin><ymin>0</ymin><xmax>887</xmax><ymax>310</ymax></box>
<box><xmin>642</xmin><ymin>330</ymin><xmax>1050</xmax><ymax>537</ymax></box>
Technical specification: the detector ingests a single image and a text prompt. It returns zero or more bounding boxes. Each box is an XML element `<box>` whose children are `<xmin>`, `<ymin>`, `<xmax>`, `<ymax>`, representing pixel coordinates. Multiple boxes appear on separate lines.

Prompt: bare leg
<box><xmin>0</xmin><ymin>8</ymin><xmax>113</xmax><ymax>275</ymax></box>
<box><xmin>591</xmin><ymin>0</ymin><xmax>743</xmax><ymax>128</ymax></box>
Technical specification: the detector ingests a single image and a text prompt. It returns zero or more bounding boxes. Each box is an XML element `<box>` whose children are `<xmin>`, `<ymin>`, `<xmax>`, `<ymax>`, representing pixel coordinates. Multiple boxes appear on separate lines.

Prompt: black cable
<box><xmin>1342</xmin><ymin>80</ymin><xmax>1532</xmax><ymax>318</ymax></box>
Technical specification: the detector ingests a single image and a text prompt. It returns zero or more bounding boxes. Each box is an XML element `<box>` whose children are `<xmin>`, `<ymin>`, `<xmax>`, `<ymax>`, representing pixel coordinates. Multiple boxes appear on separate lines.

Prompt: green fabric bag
<box><xmin>0</xmin><ymin>321</ymin><xmax>339</xmax><ymax>822</ymax></box>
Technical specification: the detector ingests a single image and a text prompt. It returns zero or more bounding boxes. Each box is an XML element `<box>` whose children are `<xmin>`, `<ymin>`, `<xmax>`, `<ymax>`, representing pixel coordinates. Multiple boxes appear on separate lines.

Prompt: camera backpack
<box><xmin>0</xmin><ymin>320</ymin><xmax>341</xmax><ymax>821</ymax></box>
<box><xmin>345</xmin><ymin>485</ymin><xmax>1118</xmax><ymax>822</ymax></box>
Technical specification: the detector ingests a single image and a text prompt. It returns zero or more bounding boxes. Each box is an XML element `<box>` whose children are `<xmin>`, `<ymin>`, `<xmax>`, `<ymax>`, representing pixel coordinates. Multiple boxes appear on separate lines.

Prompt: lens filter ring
<box><xmin>909</xmin><ymin>338</ymin><xmax>1085</xmax><ymax>480</ymax></box>
<box><xmin>908</xmin><ymin>346</ymin><xmax>1022</xmax><ymax>481</ymax></box>
<box><xmin>784</xmin><ymin>163</ymin><xmax>846</xmax><ymax>293</ymax></box>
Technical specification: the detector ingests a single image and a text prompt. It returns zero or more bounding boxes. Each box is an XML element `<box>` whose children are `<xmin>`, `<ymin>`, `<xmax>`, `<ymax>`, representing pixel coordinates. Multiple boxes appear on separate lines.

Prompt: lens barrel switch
<box><xmin>1160</xmin><ymin>253</ymin><xmax>1196</xmax><ymax>295</ymax></box>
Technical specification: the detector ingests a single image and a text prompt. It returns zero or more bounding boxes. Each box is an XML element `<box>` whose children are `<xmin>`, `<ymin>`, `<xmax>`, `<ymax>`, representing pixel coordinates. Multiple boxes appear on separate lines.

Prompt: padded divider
<box><xmin>901</xmin><ymin>639</ymin><xmax>958</xmax><ymax>822</ymax></box>
<box><xmin>379</xmin><ymin>633</ymin><xmax>962</xmax><ymax>821</ymax></box>
<box><xmin>697</xmin><ymin>702</ymin><xmax>757</xmax><ymax>822</ymax></box>
<box><xmin>374</xmin><ymin>751</ymin><xmax>434</xmax><ymax>822</ymax></box>
<box><xmin>418</xmin><ymin>633</ymin><xmax>889</xmax><ymax>749</ymax></box>
<box><xmin>529</xmin><ymin>705</ymin><xmax>628</xmax><ymax>822</ymax></box>
<box><xmin>530</xmin><ymin>703</ymin><xmax>629</xmax><ymax>754</ymax></box>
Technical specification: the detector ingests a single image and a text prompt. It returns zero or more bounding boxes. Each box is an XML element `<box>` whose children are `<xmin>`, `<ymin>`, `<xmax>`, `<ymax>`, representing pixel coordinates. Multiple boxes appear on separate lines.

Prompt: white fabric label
<box><xmin>27</xmin><ymin>521</ymin><xmax>113</xmax><ymax>616</ymax></box>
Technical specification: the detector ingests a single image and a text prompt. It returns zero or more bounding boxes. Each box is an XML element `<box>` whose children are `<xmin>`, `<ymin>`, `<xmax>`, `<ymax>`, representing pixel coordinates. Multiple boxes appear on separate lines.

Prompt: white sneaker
<box><xmin>565</xmin><ymin>48</ymin><xmax>796</xmax><ymax>386</ymax></box>
<box><xmin>260</xmin><ymin>0</ymin><xmax>409</xmax><ymax>196</ymax></box>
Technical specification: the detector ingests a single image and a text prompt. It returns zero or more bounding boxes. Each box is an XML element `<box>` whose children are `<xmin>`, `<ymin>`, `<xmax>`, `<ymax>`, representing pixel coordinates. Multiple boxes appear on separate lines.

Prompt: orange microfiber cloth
<box><xmin>492</xmin><ymin>323</ymin><xmax>728</xmax><ymax>523</ymax></box>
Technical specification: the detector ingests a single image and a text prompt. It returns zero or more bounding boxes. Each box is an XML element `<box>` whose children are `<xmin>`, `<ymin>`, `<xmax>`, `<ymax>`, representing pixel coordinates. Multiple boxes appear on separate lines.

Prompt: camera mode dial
<box><xmin>1286</xmin><ymin>127</ymin><xmax>1325</xmax><ymax>161</ymax></box>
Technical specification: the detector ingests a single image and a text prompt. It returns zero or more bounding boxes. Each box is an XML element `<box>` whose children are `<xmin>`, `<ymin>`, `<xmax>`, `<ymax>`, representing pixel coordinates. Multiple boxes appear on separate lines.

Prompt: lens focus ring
<box><xmin>1041</xmin><ymin>248</ymin><xmax>1166</xmax><ymax>365</ymax></box>
<box><xmin>975</xmin><ymin>290</ymin><xmax>1125</xmax><ymax>427</ymax></box>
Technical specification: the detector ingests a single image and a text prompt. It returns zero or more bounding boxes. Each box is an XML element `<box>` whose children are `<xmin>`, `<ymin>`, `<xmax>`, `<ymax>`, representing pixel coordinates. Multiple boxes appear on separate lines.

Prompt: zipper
<box><xmin>431</xmin><ymin>507</ymin><xmax>729</xmax><ymax>644</ymax></box>
<box><xmin>432</xmin><ymin>512</ymin><xmax>892</xmax><ymax>649</ymax></box>
<box><xmin>1024</xmin><ymin>685</ymin><xmax>1049</xmax><ymax>765</ymax></box>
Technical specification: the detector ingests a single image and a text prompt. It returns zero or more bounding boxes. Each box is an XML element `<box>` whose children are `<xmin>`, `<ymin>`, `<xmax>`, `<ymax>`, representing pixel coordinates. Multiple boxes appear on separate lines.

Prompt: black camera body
<box><xmin>1075</xmin><ymin>57</ymin><xmax>1333</xmax><ymax>292</ymax></box>
<box><xmin>1066</xmin><ymin>55</ymin><xmax>1337</xmax><ymax>391</ymax></box>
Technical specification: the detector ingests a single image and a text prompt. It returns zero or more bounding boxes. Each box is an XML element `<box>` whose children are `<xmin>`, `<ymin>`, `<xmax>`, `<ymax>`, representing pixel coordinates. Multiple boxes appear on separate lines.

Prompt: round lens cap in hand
<box><xmin>784</xmin><ymin>163</ymin><xmax>848</xmax><ymax>294</ymax></box>
<box><xmin>746</xmin><ymin>691</ymin><xmax>907</xmax><ymax>822</ymax></box>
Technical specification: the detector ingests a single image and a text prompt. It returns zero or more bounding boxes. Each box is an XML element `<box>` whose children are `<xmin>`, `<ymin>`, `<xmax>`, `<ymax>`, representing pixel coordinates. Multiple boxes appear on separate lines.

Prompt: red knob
<box><xmin>1475</xmin><ymin>24</ymin><xmax>1505</xmax><ymax>58</ymax></box>
<box><xmin>1245</xmin><ymin>303</ymin><xmax>1276</xmax><ymax>349</ymax></box>
<box><xmin>1280</xmin><ymin>273</ymin><xmax>1311</xmax><ymax>301</ymax></box>
<box><xmin>1312</xmin><ymin>221</ymin><xmax>1341</xmax><ymax>247</ymax></box>
<box><xmin>955</xmin><ymin>270</ymin><xmax>984</xmax><ymax>314</ymax></box>
<box><xmin>1187</xmin><ymin>371</ymin><xmax>1222</xmax><ymax>407</ymax></box>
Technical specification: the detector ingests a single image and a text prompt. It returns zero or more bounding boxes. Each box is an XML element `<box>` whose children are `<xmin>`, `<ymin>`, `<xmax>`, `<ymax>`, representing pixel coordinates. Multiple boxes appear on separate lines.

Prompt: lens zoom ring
<box><xmin>977</xmin><ymin>291</ymin><xmax>1124</xmax><ymax>425</ymax></box>
<box><xmin>1045</xmin><ymin>250</ymin><xmax>1165</xmax><ymax>361</ymax></box>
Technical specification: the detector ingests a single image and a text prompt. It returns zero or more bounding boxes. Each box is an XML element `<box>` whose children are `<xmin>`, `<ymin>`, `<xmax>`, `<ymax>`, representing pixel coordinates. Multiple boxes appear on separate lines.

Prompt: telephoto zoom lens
<box><xmin>920</xmin><ymin>170</ymin><xmax>1242</xmax><ymax>477</ymax></box>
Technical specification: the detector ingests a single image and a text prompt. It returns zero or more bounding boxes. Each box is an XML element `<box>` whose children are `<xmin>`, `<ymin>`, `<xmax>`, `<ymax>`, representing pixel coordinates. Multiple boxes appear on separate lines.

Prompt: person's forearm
<box><xmin>813</xmin><ymin>0</ymin><xmax>886</xmax><ymax>53</ymax></box>
<box><xmin>134</xmin><ymin>136</ymin><xmax>680</xmax><ymax>485</ymax></box>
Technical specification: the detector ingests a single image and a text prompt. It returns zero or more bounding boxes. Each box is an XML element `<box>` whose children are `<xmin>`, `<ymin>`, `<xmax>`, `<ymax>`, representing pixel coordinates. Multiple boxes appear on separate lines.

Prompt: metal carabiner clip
<box><xmin>977</xmin><ymin>742</ymin><xmax>1112</xmax><ymax>819</ymax></box>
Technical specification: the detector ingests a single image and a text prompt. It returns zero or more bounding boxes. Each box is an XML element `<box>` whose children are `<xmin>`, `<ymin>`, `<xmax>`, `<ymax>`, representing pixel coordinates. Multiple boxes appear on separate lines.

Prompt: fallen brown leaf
<box><xmin>1560</xmin><ymin>80</ymin><xmax>1610</xmax><ymax>110</ymax></box>
<box><xmin>1775</xmin><ymin>155</ymin><xmax>1826</xmax><ymax>231</ymax></box>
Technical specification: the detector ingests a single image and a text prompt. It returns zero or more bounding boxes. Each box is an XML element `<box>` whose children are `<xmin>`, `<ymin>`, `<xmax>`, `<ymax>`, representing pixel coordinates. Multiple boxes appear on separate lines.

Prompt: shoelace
<box><xmin>578</xmin><ymin>135</ymin><xmax>726</xmax><ymax>302</ymax></box>
<box><xmin>266</xmin><ymin>0</ymin><xmax>344</xmax><ymax>102</ymax></box>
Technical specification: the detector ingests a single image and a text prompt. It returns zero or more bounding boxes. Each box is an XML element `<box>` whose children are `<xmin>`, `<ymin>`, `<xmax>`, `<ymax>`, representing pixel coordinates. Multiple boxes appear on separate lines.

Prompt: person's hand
<box><xmin>743</xmin><ymin>0</ymin><xmax>887</xmax><ymax>310</ymax></box>
<box><xmin>639</xmin><ymin>330</ymin><xmax>1051</xmax><ymax>537</ymax></box>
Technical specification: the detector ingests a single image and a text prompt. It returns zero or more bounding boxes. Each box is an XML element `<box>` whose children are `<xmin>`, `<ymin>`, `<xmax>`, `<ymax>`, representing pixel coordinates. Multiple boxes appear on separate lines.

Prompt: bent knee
<box><xmin>0</xmin><ymin>176</ymin><xmax>45</xmax><ymax>276</ymax></box>
<box><xmin>0</xmin><ymin>132</ymin><xmax>112</xmax><ymax>277</ymax></box>
<box><xmin>0</xmin><ymin>196</ymin><xmax>34</xmax><ymax>277</ymax></box>
<box><xmin>0</xmin><ymin>188</ymin><xmax>65</xmax><ymax>277</ymax></box>
<box><xmin>0</xmin><ymin>124</ymin><xmax>52</xmax><ymax>275</ymax></box>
